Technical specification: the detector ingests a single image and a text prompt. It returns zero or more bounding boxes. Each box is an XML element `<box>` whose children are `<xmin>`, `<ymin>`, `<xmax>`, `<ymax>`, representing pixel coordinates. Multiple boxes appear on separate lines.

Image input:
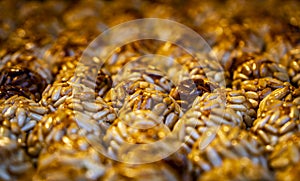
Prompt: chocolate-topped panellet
<box><xmin>170</xmin><ymin>78</ymin><xmax>219</xmax><ymax>111</ymax></box>
<box><xmin>1</xmin><ymin>52</ymin><xmax>53</xmax><ymax>83</ymax></box>
<box><xmin>0</xmin><ymin>86</ymin><xmax>32</xmax><ymax>100</ymax></box>
<box><xmin>0</xmin><ymin>67</ymin><xmax>46</xmax><ymax>101</ymax></box>
<box><xmin>0</xmin><ymin>52</ymin><xmax>52</xmax><ymax>101</ymax></box>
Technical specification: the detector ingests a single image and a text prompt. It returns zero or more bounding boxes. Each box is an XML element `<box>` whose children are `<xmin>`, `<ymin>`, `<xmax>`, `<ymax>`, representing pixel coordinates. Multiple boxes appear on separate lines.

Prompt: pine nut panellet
<box><xmin>233</xmin><ymin>78</ymin><xmax>287</xmax><ymax>111</ymax></box>
<box><xmin>34</xmin><ymin>134</ymin><xmax>110</xmax><ymax>181</ymax></box>
<box><xmin>103</xmin><ymin>110</ymin><xmax>173</xmax><ymax>160</ymax></box>
<box><xmin>232</xmin><ymin>54</ymin><xmax>290</xmax><ymax>86</ymax></box>
<box><xmin>188</xmin><ymin>125</ymin><xmax>267</xmax><ymax>178</ymax></box>
<box><xmin>0</xmin><ymin>136</ymin><xmax>34</xmax><ymax>181</ymax></box>
<box><xmin>173</xmin><ymin>89</ymin><xmax>246</xmax><ymax>154</ymax></box>
<box><xmin>198</xmin><ymin>158</ymin><xmax>274</xmax><ymax>181</ymax></box>
<box><xmin>269</xmin><ymin>132</ymin><xmax>300</xmax><ymax>181</ymax></box>
<box><xmin>102</xmin><ymin>161</ymin><xmax>181</xmax><ymax>181</ymax></box>
<box><xmin>268</xmin><ymin>132</ymin><xmax>300</xmax><ymax>172</ymax></box>
<box><xmin>284</xmin><ymin>47</ymin><xmax>300</xmax><ymax>87</ymax></box>
<box><xmin>0</xmin><ymin>95</ymin><xmax>48</xmax><ymax>146</ymax></box>
<box><xmin>0</xmin><ymin>53</ymin><xmax>52</xmax><ymax>102</ymax></box>
<box><xmin>27</xmin><ymin>107</ymin><xmax>114</xmax><ymax>158</ymax></box>
<box><xmin>105</xmin><ymin>65</ymin><xmax>176</xmax><ymax>112</ymax></box>
<box><xmin>252</xmin><ymin>102</ymin><xmax>300</xmax><ymax>152</ymax></box>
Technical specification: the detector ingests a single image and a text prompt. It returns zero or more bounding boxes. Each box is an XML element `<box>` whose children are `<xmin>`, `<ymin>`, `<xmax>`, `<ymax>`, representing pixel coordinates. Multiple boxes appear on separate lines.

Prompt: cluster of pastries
<box><xmin>0</xmin><ymin>0</ymin><xmax>299</xmax><ymax>180</ymax></box>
